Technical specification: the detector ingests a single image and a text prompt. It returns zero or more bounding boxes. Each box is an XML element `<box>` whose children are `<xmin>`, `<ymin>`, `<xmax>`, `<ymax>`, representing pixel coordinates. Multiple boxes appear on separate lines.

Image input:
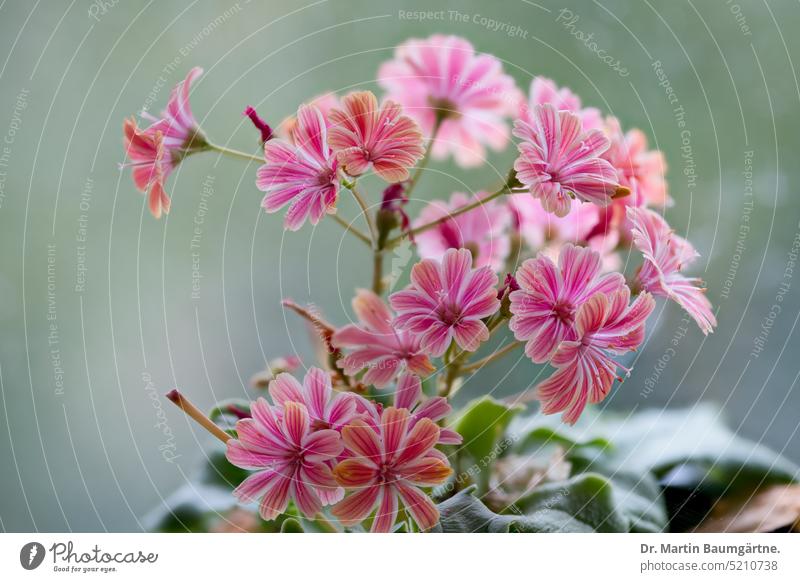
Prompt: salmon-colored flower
<box><xmin>414</xmin><ymin>192</ymin><xmax>512</xmax><ymax>271</ymax></box>
<box><xmin>513</xmin><ymin>104</ymin><xmax>619</xmax><ymax>217</ymax></box>
<box><xmin>378</xmin><ymin>35</ymin><xmax>519</xmax><ymax>167</ymax></box>
<box><xmin>333</xmin><ymin>290</ymin><xmax>434</xmax><ymax>388</ymax></box>
<box><xmin>332</xmin><ymin>407</ymin><xmax>452</xmax><ymax>532</ymax></box>
<box><xmin>226</xmin><ymin>401</ymin><xmax>343</xmax><ymax>520</ymax></box>
<box><xmin>390</xmin><ymin>248</ymin><xmax>500</xmax><ymax>357</ymax></box>
<box><xmin>122</xmin><ymin>119</ymin><xmax>172</xmax><ymax>219</ymax></box>
<box><xmin>328</xmin><ymin>91</ymin><xmax>424</xmax><ymax>183</ymax></box>
<box><xmin>536</xmin><ymin>289</ymin><xmax>655</xmax><ymax>424</ymax></box>
<box><xmin>604</xmin><ymin>117</ymin><xmax>669</xmax><ymax>208</ymax></box>
<box><xmin>509</xmin><ymin>244</ymin><xmax>625</xmax><ymax>363</ymax></box>
<box><xmin>257</xmin><ymin>105</ymin><xmax>339</xmax><ymax>230</ymax></box>
<box><xmin>628</xmin><ymin>207</ymin><xmax>716</xmax><ymax>334</ymax></box>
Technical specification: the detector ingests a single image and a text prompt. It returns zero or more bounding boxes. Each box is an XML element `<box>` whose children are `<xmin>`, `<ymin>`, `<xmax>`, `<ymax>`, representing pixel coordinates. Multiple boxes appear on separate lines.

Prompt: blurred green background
<box><xmin>1</xmin><ymin>0</ymin><xmax>799</xmax><ymax>531</ymax></box>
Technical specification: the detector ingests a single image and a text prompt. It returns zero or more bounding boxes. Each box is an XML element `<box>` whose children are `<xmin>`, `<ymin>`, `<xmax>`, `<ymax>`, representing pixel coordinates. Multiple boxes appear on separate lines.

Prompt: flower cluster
<box><xmin>225</xmin><ymin>368</ymin><xmax>453</xmax><ymax>532</ymax></box>
<box><xmin>123</xmin><ymin>34</ymin><xmax>716</xmax><ymax>531</ymax></box>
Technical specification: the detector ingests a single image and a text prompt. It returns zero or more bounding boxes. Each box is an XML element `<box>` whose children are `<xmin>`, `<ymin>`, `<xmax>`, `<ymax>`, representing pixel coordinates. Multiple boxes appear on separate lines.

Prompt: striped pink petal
<box><xmin>395</xmin><ymin>481</ymin><xmax>440</xmax><ymax>531</ymax></box>
<box><xmin>371</xmin><ymin>486</ymin><xmax>399</xmax><ymax>533</ymax></box>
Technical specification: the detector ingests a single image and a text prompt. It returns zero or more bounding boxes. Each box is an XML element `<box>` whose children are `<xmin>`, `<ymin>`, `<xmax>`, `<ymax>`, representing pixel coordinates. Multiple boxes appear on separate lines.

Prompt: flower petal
<box><xmin>371</xmin><ymin>486</ymin><xmax>399</xmax><ymax>533</ymax></box>
<box><xmin>332</xmin><ymin>485</ymin><xmax>381</xmax><ymax>526</ymax></box>
<box><xmin>334</xmin><ymin>458</ymin><xmax>379</xmax><ymax>488</ymax></box>
<box><xmin>341</xmin><ymin>420</ymin><xmax>382</xmax><ymax>462</ymax></box>
<box><xmin>396</xmin><ymin>481</ymin><xmax>440</xmax><ymax>531</ymax></box>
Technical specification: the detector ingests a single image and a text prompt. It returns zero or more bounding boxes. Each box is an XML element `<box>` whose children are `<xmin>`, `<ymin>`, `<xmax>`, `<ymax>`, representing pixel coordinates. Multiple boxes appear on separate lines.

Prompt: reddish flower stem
<box><xmin>166</xmin><ymin>389</ymin><xmax>231</xmax><ymax>444</ymax></box>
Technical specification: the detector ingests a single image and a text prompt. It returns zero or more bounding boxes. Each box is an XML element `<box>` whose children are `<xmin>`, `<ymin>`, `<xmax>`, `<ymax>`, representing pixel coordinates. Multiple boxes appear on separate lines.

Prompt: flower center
<box><xmin>428</xmin><ymin>96</ymin><xmax>461</xmax><ymax>120</ymax></box>
<box><xmin>310</xmin><ymin>418</ymin><xmax>331</xmax><ymax>431</ymax></box>
<box><xmin>438</xmin><ymin>302</ymin><xmax>463</xmax><ymax>327</ymax></box>
<box><xmin>317</xmin><ymin>167</ymin><xmax>335</xmax><ymax>186</ymax></box>
<box><xmin>551</xmin><ymin>300</ymin><xmax>574</xmax><ymax>324</ymax></box>
<box><xmin>378</xmin><ymin>462</ymin><xmax>396</xmax><ymax>483</ymax></box>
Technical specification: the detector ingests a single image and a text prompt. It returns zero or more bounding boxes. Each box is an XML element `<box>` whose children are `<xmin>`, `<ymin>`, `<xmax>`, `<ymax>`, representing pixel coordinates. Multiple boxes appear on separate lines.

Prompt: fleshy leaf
<box><xmin>455</xmin><ymin>397</ymin><xmax>523</xmax><ymax>464</ymax></box>
<box><xmin>436</xmin><ymin>475</ymin><xmax>642</xmax><ymax>532</ymax></box>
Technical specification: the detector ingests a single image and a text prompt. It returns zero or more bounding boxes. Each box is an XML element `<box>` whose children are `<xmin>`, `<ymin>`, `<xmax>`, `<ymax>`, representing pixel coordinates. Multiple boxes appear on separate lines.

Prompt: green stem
<box><xmin>345</xmin><ymin>182</ymin><xmax>378</xmax><ymax>248</ymax></box>
<box><xmin>330</xmin><ymin>214</ymin><xmax>371</xmax><ymax>246</ymax></box>
<box><xmin>372</xmin><ymin>251</ymin><xmax>384</xmax><ymax>295</ymax></box>
<box><xmin>386</xmin><ymin>184</ymin><xmax>512</xmax><ymax>248</ymax></box>
<box><xmin>207</xmin><ymin>141</ymin><xmax>263</xmax><ymax>163</ymax></box>
<box><xmin>315</xmin><ymin>513</ymin><xmax>339</xmax><ymax>533</ymax></box>
<box><xmin>461</xmin><ymin>341</ymin><xmax>524</xmax><ymax>374</ymax></box>
<box><xmin>439</xmin><ymin>346</ymin><xmax>471</xmax><ymax>398</ymax></box>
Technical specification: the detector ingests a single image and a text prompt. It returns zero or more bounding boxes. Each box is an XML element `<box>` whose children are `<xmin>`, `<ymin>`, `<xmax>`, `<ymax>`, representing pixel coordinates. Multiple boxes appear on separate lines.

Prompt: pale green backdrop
<box><xmin>1</xmin><ymin>0</ymin><xmax>799</xmax><ymax>531</ymax></box>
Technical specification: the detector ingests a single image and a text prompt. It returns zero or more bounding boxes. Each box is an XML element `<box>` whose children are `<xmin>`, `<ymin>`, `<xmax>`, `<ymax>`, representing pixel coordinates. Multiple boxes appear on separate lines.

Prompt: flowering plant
<box><xmin>124</xmin><ymin>36</ymin><xmax>796</xmax><ymax>535</ymax></box>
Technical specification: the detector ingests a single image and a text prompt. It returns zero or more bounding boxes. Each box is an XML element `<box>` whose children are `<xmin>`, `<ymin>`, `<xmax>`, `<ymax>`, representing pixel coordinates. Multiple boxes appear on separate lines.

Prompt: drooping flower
<box><xmin>414</xmin><ymin>192</ymin><xmax>512</xmax><ymax>271</ymax></box>
<box><xmin>628</xmin><ymin>207</ymin><xmax>716</xmax><ymax>334</ymax></box>
<box><xmin>513</xmin><ymin>104</ymin><xmax>619</xmax><ymax>217</ymax></box>
<box><xmin>390</xmin><ymin>248</ymin><xmax>500</xmax><ymax>357</ymax></box>
<box><xmin>521</xmin><ymin>76</ymin><xmax>602</xmax><ymax>131</ymax></box>
<box><xmin>332</xmin><ymin>289</ymin><xmax>434</xmax><ymax>388</ymax></box>
<box><xmin>378</xmin><ymin>34</ymin><xmax>519</xmax><ymax>167</ymax></box>
<box><xmin>327</xmin><ymin>91</ymin><xmax>425</xmax><ymax>183</ymax></box>
<box><xmin>226</xmin><ymin>400</ymin><xmax>343</xmax><ymax>520</ymax></box>
<box><xmin>122</xmin><ymin>120</ymin><xmax>171</xmax><ymax>219</ymax></box>
<box><xmin>257</xmin><ymin>105</ymin><xmax>339</xmax><ymax>230</ymax></box>
<box><xmin>122</xmin><ymin>67</ymin><xmax>205</xmax><ymax>218</ymax></box>
<box><xmin>144</xmin><ymin>66</ymin><xmax>204</xmax><ymax>151</ymax></box>
<box><xmin>355</xmin><ymin>374</ymin><xmax>462</xmax><ymax>445</ymax></box>
<box><xmin>536</xmin><ymin>289</ymin><xmax>655</xmax><ymax>424</ymax></box>
<box><xmin>332</xmin><ymin>407</ymin><xmax>452</xmax><ymax>532</ymax></box>
<box><xmin>267</xmin><ymin>367</ymin><xmax>359</xmax><ymax>431</ymax></box>
<box><xmin>509</xmin><ymin>243</ymin><xmax>625</xmax><ymax>363</ymax></box>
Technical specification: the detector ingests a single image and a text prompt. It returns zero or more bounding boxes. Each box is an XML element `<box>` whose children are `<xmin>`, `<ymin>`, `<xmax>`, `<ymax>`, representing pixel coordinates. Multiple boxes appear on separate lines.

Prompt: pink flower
<box><xmin>521</xmin><ymin>76</ymin><xmax>602</xmax><ymax>131</ymax></box>
<box><xmin>509</xmin><ymin>243</ymin><xmax>625</xmax><ymax>363</ymax></box>
<box><xmin>414</xmin><ymin>192</ymin><xmax>512</xmax><ymax>271</ymax></box>
<box><xmin>257</xmin><ymin>105</ymin><xmax>339</xmax><ymax>230</ymax></box>
<box><xmin>226</xmin><ymin>400</ymin><xmax>343</xmax><ymax>520</ymax></box>
<box><xmin>378</xmin><ymin>34</ymin><xmax>519</xmax><ymax>167</ymax></box>
<box><xmin>267</xmin><ymin>367</ymin><xmax>359</xmax><ymax>431</ymax></box>
<box><xmin>390</xmin><ymin>248</ymin><xmax>500</xmax><ymax>357</ymax></box>
<box><xmin>122</xmin><ymin>67</ymin><xmax>204</xmax><ymax>218</ymax></box>
<box><xmin>150</xmin><ymin>66</ymin><xmax>204</xmax><ymax>150</ymax></box>
<box><xmin>536</xmin><ymin>289</ymin><xmax>655</xmax><ymax>424</ymax></box>
<box><xmin>355</xmin><ymin>374</ymin><xmax>462</xmax><ymax>445</ymax></box>
<box><xmin>332</xmin><ymin>289</ymin><xmax>435</xmax><ymax>388</ymax></box>
<box><xmin>628</xmin><ymin>207</ymin><xmax>716</xmax><ymax>334</ymax></box>
<box><xmin>332</xmin><ymin>407</ymin><xmax>452</xmax><ymax>532</ymax></box>
<box><xmin>513</xmin><ymin>104</ymin><xmax>619</xmax><ymax>217</ymax></box>
<box><xmin>328</xmin><ymin>91</ymin><xmax>424</xmax><ymax>183</ymax></box>
<box><xmin>604</xmin><ymin>117</ymin><xmax>669</xmax><ymax>208</ymax></box>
